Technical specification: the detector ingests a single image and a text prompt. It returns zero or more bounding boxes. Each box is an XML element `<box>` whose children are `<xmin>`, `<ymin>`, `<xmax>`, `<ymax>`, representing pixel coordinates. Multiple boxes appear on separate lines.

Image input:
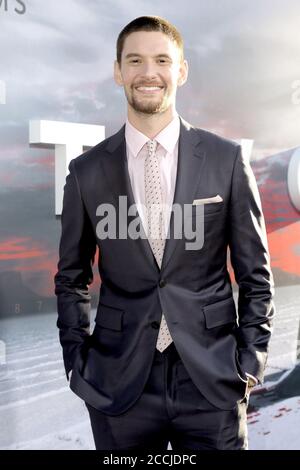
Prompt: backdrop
<box><xmin>0</xmin><ymin>0</ymin><xmax>299</xmax><ymax>450</ymax></box>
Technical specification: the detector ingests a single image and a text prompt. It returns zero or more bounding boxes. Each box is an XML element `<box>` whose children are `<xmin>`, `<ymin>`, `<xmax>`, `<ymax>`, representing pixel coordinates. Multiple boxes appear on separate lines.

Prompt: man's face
<box><xmin>114</xmin><ymin>31</ymin><xmax>188</xmax><ymax>115</ymax></box>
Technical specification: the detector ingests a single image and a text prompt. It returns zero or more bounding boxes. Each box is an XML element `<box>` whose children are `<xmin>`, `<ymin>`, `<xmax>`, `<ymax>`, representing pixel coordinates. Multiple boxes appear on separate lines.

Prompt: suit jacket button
<box><xmin>151</xmin><ymin>321</ymin><xmax>160</xmax><ymax>329</ymax></box>
<box><xmin>159</xmin><ymin>279</ymin><xmax>166</xmax><ymax>288</ymax></box>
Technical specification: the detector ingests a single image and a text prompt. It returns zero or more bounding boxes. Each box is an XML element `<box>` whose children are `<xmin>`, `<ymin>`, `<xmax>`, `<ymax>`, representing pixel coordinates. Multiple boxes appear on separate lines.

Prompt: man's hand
<box><xmin>245</xmin><ymin>373</ymin><xmax>258</xmax><ymax>394</ymax></box>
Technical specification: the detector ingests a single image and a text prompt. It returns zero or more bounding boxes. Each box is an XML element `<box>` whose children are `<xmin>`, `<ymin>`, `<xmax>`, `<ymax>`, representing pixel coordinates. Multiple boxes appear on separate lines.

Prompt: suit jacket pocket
<box><xmin>94</xmin><ymin>302</ymin><xmax>124</xmax><ymax>331</ymax></box>
<box><xmin>202</xmin><ymin>296</ymin><xmax>237</xmax><ymax>329</ymax></box>
<box><xmin>187</xmin><ymin>201</ymin><xmax>225</xmax><ymax>216</ymax></box>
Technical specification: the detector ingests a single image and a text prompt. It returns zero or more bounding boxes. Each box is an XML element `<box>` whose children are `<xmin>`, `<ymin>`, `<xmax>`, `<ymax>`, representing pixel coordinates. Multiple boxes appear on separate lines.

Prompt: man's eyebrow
<box><xmin>124</xmin><ymin>53</ymin><xmax>172</xmax><ymax>60</ymax></box>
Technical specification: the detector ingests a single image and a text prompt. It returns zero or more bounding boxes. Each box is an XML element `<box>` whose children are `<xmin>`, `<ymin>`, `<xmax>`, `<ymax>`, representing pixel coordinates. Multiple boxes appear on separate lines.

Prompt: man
<box><xmin>54</xmin><ymin>16</ymin><xmax>275</xmax><ymax>451</ymax></box>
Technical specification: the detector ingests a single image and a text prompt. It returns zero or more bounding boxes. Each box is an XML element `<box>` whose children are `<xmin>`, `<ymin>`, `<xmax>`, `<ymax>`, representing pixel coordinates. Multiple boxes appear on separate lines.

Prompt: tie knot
<box><xmin>146</xmin><ymin>139</ymin><xmax>158</xmax><ymax>156</ymax></box>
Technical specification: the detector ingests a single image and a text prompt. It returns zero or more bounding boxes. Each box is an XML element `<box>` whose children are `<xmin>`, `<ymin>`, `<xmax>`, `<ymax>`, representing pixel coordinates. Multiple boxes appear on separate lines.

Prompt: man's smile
<box><xmin>135</xmin><ymin>86</ymin><xmax>164</xmax><ymax>94</ymax></box>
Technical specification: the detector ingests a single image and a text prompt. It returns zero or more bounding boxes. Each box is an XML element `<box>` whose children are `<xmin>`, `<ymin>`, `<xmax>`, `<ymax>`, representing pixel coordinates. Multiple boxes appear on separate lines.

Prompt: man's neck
<box><xmin>127</xmin><ymin>107</ymin><xmax>177</xmax><ymax>139</ymax></box>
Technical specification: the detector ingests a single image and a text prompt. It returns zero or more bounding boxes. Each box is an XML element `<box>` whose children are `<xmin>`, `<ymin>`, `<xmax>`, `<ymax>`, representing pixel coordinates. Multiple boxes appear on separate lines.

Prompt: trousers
<box><xmin>85</xmin><ymin>342</ymin><xmax>248</xmax><ymax>451</ymax></box>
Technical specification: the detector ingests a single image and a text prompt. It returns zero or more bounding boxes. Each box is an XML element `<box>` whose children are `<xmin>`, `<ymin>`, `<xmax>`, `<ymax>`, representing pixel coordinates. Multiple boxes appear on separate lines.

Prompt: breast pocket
<box><xmin>203</xmin><ymin>201</ymin><xmax>224</xmax><ymax>215</ymax></box>
<box><xmin>192</xmin><ymin>201</ymin><xmax>224</xmax><ymax>216</ymax></box>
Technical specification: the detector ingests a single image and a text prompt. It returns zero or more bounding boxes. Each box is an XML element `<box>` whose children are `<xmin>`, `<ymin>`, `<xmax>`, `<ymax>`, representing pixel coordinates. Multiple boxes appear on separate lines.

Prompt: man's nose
<box><xmin>139</xmin><ymin>61</ymin><xmax>158</xmax><ymax>78</ymax></box>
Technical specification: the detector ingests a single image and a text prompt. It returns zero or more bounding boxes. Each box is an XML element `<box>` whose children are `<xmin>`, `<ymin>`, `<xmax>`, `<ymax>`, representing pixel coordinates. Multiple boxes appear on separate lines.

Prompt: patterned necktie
<box><xmin>145</xmin><ymin>139</ymin><xmax>173</xmax><ymax>352</ymax></box>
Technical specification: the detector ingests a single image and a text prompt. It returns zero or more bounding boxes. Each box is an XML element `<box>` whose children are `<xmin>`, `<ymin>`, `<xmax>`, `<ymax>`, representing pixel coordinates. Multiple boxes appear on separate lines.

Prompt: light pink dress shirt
<box><xmin>125</xmin><ymin>114</ymin><xmax>180</xmax><ymax>238</ymax></box>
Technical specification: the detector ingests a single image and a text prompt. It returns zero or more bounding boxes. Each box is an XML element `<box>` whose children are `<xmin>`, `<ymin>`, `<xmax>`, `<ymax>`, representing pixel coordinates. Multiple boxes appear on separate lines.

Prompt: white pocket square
<box><xmin>192</xmin><ymin>195</ymin><xmax>223</xmax><ymax>205</ymax></box>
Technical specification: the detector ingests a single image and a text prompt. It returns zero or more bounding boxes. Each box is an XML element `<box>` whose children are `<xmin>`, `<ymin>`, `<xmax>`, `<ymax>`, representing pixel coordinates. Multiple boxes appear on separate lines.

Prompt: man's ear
<box><xmin>177</xmin><ymin>59</ymin><xmax>188</xmax><ymax>87</ymax></box>
<box><xmin>114</xmin><ymin>60</ymin><xmax>123</xmax><ymax>86</ymax></box>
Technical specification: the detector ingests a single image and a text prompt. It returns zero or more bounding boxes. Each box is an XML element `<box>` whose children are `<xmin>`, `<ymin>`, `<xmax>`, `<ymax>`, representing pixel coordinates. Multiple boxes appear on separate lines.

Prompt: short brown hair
<box><xmin>116</xmin><ymin>16</ymin><xmax>184</xmax><ymax>65</ymax></box>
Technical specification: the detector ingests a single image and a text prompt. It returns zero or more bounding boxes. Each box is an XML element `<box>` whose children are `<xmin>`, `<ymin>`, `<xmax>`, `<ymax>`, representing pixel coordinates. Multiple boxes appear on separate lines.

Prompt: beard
<box><xmin>125</xmin><ymin>85</ymin><xmax>170</xmax><ymax>115</ymax></box>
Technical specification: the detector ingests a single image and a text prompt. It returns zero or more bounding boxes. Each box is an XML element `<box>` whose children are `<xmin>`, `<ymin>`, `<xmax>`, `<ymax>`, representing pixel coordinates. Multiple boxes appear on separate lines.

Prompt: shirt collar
<box><xmin>125</xmin><ymin>113</ymin><xmax>180</xmax><ymax>158</ymax></box>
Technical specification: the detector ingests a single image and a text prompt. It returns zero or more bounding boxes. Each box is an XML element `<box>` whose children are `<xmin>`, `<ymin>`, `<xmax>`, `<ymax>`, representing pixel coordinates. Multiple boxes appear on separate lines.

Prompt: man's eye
<box><xmin>130</xmin><ymin>59</ymin><xmax>140</xmax><ymax>63</ymax></box>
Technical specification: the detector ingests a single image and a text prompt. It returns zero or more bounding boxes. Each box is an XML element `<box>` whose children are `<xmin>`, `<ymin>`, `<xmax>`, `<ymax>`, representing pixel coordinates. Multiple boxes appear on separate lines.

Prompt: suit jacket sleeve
<box><xmin>228</xmin><ymin>145</ymin><xmax>275</xmax><ymax>384</ymax></box>
<box><xmin>54</xmin><ymin>158</ymin><xmax>97</xmax><ymax>380</ymax></box>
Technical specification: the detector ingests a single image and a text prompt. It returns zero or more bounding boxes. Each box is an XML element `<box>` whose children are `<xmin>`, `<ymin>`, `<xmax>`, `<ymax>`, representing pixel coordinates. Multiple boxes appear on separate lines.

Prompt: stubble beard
<box><xmin>125</xmin><ymin>85</ymin><xmax>170</xmax><ymax>115</ymax></box>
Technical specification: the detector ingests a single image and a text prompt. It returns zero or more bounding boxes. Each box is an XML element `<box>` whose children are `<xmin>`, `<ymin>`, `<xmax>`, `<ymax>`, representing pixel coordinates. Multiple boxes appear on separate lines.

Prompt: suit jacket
<box><xmin>54</xmin><ymin>116</ymin><xmax>275</xmax><ymax>415</ymax></box>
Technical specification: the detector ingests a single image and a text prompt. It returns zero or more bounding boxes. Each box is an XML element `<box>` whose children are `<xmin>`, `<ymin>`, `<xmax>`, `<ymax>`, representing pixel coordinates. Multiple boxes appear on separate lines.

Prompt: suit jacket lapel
<box><xmin>103</xmin><ymin>125</ymin><xmax>157</xmax><ymax>269</ymax></box>
<box><xmin>161</xmin><ymin>116</ymin><xmax>206</xmax><ymax>271</ymax></box>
